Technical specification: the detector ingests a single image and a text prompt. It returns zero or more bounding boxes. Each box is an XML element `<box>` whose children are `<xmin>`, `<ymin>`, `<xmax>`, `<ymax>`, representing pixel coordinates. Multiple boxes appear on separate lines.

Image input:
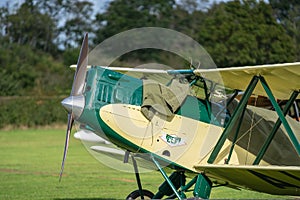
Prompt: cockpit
<box><xmin>87</xmin><ymin>66</ymin><xmax>232</xmax><ymax>128</ymax></box>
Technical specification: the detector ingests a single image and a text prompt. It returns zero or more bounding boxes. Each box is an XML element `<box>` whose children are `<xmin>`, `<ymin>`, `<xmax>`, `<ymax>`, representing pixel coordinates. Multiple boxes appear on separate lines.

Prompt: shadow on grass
<box><xmin>54</xmin><ymin>199</ymin><xmax>117</xmax><ymax>200</ymax></box>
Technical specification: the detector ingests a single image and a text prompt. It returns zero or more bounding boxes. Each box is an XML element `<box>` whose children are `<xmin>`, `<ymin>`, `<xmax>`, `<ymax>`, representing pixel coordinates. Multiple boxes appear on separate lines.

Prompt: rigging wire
<box><xmin>245</xmin><ymin>95</ymin><xmax>258</xmax><ymax>164</ymax></box>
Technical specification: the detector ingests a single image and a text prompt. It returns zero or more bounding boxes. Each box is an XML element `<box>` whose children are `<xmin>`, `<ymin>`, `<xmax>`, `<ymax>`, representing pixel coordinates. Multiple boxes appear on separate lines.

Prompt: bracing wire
<box><xmin>245</xmin><ymin>96</ymin><xmax>258</xmax><ymax>164</ymax></box>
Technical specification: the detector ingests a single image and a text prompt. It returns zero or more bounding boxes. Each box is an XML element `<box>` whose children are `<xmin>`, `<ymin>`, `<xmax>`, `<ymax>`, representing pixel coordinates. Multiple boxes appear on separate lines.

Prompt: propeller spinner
<box><xmin>59</xmin><ymin>33</ymin><xmax>88</xmax><ymax>181</ymax></box>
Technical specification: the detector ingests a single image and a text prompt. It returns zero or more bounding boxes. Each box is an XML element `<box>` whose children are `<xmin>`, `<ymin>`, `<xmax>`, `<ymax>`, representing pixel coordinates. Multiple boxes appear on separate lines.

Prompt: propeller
<box><xmin>59</xmin><ymin>33</ymin><xmax>88</xmax><ymax>181</ymax></box>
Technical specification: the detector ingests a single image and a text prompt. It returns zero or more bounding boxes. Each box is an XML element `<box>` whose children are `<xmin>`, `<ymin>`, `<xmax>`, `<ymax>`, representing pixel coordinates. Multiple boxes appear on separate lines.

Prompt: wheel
<box><xmin>126</xmin><ymin>189</ymin><xmax>154</xmax><ymax>200</ymax></box>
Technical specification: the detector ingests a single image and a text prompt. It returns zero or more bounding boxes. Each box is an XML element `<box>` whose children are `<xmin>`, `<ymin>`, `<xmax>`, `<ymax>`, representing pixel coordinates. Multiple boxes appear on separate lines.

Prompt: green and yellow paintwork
<box><xmin>77</xmin><ymin>65</ymin><xmax>300</xmax><ymax>197</ymax></box>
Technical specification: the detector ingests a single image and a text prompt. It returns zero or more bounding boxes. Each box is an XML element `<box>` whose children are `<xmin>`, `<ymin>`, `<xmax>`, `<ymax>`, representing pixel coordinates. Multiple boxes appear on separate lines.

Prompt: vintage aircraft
<box><xmin>59</xmin><ymin>33</ymin><xmax>300</xmax><ymax>199</ymax></box>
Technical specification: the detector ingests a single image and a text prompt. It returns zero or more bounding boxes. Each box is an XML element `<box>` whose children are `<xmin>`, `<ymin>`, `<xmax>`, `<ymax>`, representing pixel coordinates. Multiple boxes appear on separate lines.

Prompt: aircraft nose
<box><xmin>61</xmin><ymin>95</ymin><xmax>85</xmax><ymax>119</ymax></box>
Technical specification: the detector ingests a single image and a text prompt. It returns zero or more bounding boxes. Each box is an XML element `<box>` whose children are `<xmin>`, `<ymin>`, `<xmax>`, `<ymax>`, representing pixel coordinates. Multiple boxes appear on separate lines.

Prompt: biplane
<box><xmin>60</xmin><ymin>33</ymin><xmax>300</xmax><ymax>199</ymax></box>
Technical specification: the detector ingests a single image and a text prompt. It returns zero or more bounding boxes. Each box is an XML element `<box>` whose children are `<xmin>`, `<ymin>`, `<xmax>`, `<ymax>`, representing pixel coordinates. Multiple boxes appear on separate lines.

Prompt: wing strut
<box><xmin>225</xmin><ymin>99</ymin><xmax>248</xmax><ymax>164</ymax></box>
<box><xmin>208</xmin><ymin>75</ymin><xmax>300</xmax><ymax>164</ymax></box>
<box><xmin>208</xmin><ymin>76</ymin><xmax>259</xmax><ymax>164</ymax></box>
<box><xmin>258</xmin><ymin>76</ymin><xmax>300</xmax><ymax>155</ymax></box>
<box><xmin>253</xmin><ymin>90</ymin><xmax>299</xmax><ymax>165</ymax></box>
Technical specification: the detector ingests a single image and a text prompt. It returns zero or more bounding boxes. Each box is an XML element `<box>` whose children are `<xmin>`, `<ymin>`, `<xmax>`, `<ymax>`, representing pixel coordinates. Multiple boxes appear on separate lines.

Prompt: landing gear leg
<box><xmin>132</xmin><ymin>154</ymin><xmax>144</xmax><ymax>199</ymax></box>
<box><xmin>126</xmin><ymin>152</ymin><xmax>154</xmax><ymax>200</ymax></box>
<box><xmin>151</xmin><ymin>155</ymin><xmax>186</xmax><ymax>200</ymax></box>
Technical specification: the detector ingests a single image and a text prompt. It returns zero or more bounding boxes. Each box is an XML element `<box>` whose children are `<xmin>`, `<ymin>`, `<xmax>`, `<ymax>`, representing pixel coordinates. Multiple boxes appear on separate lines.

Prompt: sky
<box><xmin>0</xmin><ymin>0</ymin><xmax>109</xmax><ymax>13</ymax></box>
<box><xmin>0</xmin><ymin>0</ymin><xmax>228</xmax><ymax>12</ymax></box>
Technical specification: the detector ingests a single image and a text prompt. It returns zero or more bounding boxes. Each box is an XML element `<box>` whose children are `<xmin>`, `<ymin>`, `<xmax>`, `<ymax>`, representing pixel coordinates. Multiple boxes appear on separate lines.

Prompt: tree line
<box><xmin>0</xmin><ymin>0</ymin><xmax>299</xmax><ymax>127</ymax></box>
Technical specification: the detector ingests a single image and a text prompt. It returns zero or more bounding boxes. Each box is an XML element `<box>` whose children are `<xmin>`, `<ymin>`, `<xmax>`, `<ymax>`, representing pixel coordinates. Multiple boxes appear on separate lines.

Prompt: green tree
<box><xmin>5</xmin><ymin>0</ymin><xmax>57</xmax><ymax>53</ymax></box>
<box><xmin>0</xmin><ymin>42</ymin><xmax>72</xmax><ymax>96</ymax></box>
<box><xmin>269</xmin><ymin>0</ymin><xmax>300</xmax><ymax>61</ymax></box>
<box><xmin>197</xmin><ymin>0</ymin><xmax>296</xmax><ymax>67</ymax></box>
<box><xmin>0</xmin><ymin>43</ymin><xmax>37</xmax><ymax>96</ymax></box>
<box><xmin>61</xmin><ymin>1</ymin><xmax>94</xmax><ymax>48</ymax></box>
<box><xmin>93</xmin><ymin>0</ymin><xmax>176</xmax><ymax>44</ymax></box>
<box><xmin>0</xmin><ymin>6</ymin><xmax>9</xmax><ymax>40</ymax></box>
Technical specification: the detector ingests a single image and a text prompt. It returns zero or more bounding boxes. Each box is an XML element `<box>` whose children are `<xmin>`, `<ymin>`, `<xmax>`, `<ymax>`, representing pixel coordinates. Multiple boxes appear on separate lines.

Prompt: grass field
<box><xmin>0</xmin><ymin>128</ymin><xmax>287</xmax><ymax>199</ymax></box>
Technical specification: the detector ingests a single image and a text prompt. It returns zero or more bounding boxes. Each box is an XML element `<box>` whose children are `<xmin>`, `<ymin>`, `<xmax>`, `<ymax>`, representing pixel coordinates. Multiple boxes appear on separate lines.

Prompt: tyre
<box><xmin>126</xmin><ymin>189</ymin><xmax>154</xmax><ymax>200</ymax></box>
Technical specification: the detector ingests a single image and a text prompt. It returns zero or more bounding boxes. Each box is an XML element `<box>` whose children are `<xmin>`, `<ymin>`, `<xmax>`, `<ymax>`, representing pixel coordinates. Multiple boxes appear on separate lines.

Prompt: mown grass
<box><xmin>0</xmin><ymin>128</ymin><xmax>287</xmax><ymax>199</ymax></box>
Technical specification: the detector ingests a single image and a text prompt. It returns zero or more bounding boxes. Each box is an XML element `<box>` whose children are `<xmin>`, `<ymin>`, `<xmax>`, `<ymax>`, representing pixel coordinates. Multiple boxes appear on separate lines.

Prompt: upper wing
<box><xmin>194</xmin><ymin>62</ymin><xmax>300</xmax><ymax>100</ymax></box>
<box><xmin>71</xmin><ymin>64</ymin><xmax>175</xmax><ymax>84</ymax></box>
<box><xmin>101</xmin><ymin>62</ymin><xmax>300</xmax><ymax>99</ymax></box>
<box><xmin>71</xmin><ymin>62</ymin><xmax>300</xmax><ymax>99</ymax></box>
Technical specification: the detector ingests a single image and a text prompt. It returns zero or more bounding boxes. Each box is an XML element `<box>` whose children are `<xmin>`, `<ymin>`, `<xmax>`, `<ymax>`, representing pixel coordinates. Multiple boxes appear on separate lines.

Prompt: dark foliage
<box><xmin>0</xmin><ymin>0</ymin><xmax>298</xmax><ymax>127</ymax></box>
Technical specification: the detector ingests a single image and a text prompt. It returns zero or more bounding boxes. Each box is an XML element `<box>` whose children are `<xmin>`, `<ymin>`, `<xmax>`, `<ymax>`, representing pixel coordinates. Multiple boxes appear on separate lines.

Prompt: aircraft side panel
<box><xmin>99</xmin><ymin>104</ymin><xmax>238</xmax><ymax>171</ymax></box>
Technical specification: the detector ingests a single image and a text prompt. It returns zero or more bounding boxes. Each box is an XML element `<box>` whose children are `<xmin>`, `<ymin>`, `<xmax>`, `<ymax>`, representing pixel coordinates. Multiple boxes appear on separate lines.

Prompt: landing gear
<box><xmin>127</xmin><ymin>153</ymin><xmax>212</xmax><ymax>199</ymax></box>
<box><xmin>126</xmin><ymin>189</ymin><xmax>154</xmax><ymax>200</ymax></box>
<box><xmin>126</xmin><ymin>152</ymin><xmax>154</xmax><ymax>200</ymax></box>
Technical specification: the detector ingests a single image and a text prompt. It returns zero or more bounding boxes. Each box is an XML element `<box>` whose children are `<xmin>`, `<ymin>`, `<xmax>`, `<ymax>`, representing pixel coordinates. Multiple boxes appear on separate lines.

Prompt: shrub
<box><xmin>0</xmin><ymin>96</ymin><xmax>67</xmax><ymax>129</ymax></box>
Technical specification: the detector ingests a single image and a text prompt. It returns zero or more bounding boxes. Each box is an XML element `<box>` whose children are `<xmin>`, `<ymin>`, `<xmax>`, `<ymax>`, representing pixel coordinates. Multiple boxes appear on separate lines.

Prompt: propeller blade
<box><xmin>59</xmin><ymin>113</ymin><xmax>74</xmax><ymax>182</ymax></box>
<box><xmin>60</xmin><ymin>33</ymin><xmax>88</xmax><ymax>181</ymax></box>
<box><xmin>71</xmin><ymin>32</ymin><xmax>89</xmax><ymax>96</ymax></box>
